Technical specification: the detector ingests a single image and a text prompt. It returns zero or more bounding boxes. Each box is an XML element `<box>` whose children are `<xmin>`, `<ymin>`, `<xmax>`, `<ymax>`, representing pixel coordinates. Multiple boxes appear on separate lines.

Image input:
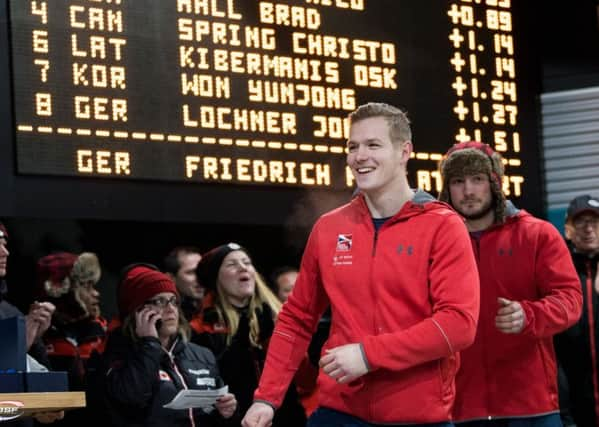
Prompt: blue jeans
<box><xmin>307</xmin><ymin>407</ymin><xmax>455</xmax><ymax>427</ymax></box>
<box><xmin>457</xmin><ymin>414</ymin><xmax>562</xmax><ymax>427</ymax></box>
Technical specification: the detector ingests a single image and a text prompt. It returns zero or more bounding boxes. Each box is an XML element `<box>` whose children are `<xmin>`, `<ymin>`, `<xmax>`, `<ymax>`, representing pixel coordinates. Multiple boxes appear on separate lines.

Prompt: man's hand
<box><xmin>496</xmin><ymin>297</ymin><xmax>526</xmax><ymax>334</ymax></box>
<box><xmin>31</xmin><ymin>410</ymin><xmax>64</xmax><ymax>423</ymax></box>
<box><xmin>25</xmin><ymin>301</ymin><xmax>55</xmax><ymax>350</ymax></box>
<box><xmin>319</xmin><ymin>343</ymin><xmax>368</xmax><ymax>384</ymax></box>
<box><xmin>215</xmin><ymin>392</ymin><xmax>237</xmax><ymax>419</ymax></box>
<box><xmin>241</xmin><ymin>402</ymin><xmax>274</xmax><ymax>427</ymax></box>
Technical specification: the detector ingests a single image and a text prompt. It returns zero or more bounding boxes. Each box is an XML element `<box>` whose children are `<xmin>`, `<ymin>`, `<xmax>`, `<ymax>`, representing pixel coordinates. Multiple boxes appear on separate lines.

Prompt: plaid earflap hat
<box><xmin>37</xmin><ymin>253</ymin><xmax>79</xmax><ymax>299</ymax></box>
<box><xmin>439</xmin><ymin>141</ymin><xmax>506</xmax><ymax>223</ymax></box>
<box><xmin>36</xmin><ymin>252</ymin><xmax>101</xmax><ymax>323</ymax></box>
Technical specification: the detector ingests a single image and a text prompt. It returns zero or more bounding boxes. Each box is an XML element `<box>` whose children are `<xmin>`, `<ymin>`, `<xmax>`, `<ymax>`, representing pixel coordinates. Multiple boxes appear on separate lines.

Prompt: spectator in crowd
<box><xmin>195</xmin><ymin>243</ymin><xmax>307</xmax><ymax>426</ymax></box>
<box><xmin>163</xmin><ymin>246</ymin><xmax>205</xmax><ymax>330</ymax></box>
<box><xmin>37</xmin><ymin>252</ymin><xmax>106</xmax><ymax>387</ymax></box>
<box><xmin>102</xmin><ymin>263</ymin><xmax>237</xmax><ymax>426</ymax></box>
<box><xmin>36</xmin><ymin>251</ymin><xmax>106</xmax><ymax>426</ymax></box>
<box><xmin>555</xmin><ymin>194</ymin><xmax>599</xmax><ymax>427</ymax></box>
<box><xmin>269</xmin><ymin>266</ymin><xmax>298</xmax><ymax>303</ymax></box>
<box><xmin>0</xmin><ymin>221</ymin><xmax>64</xmax><ymax>425</ymax></box>
<box><xmin>243</xmin><ymin>102</ymin><xmax>480</xmax><ymax>427</ymax></box>
<box><xmin>438</xmin><ymin>141</ymin><xmax>582</xmax><ymax>427</ymax></box>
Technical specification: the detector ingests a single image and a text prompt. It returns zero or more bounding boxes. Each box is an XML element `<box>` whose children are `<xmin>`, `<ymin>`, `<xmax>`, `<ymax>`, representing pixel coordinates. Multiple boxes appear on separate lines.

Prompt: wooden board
<box><xmin>0</xmin><ymin>392</ymin><xmax>85</xmax><ymax>413</ymax></box>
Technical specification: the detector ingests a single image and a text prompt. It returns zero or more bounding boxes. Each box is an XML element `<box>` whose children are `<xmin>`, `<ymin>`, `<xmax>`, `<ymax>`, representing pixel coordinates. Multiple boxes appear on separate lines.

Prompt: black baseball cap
<box><xmin>566</xmin><ymin>195</ymin><xmax>599</xmax><ymax>221</ymax></box>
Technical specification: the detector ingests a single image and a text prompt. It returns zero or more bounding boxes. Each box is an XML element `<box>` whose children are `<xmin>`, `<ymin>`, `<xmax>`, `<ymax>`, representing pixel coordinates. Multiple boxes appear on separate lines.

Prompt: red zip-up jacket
<box><xmin>255</xmin><ymin>191</ymin><xmax>480</xmax><ymax>424</ymax></box>
<box><xmin>453</xmin><ymin>204</ymin><xmax>582</xmax><ymax>422</ymax></box>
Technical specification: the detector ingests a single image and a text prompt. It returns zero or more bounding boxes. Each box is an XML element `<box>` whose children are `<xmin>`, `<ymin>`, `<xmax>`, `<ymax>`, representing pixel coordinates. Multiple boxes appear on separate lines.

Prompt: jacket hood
<box><xmin>482</xmin><ymin>200</ymin><xmax>524</xmax><ymax>231</ymax></box>
<box><xmin>352</xmin><ymin>189</ymin><xmax>451</xmax><ymax>223</ymax></box>
<box><xmin>504</xmin><ymin>200</ymin><xmax>520</xmax><ymax>218</ymax></box>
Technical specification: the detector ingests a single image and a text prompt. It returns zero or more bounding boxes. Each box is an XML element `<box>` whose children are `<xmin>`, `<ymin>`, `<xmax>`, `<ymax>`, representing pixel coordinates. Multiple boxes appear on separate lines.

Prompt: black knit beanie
<box><xmin>196</xmin><ymin>243</ymin><xmax>251</xmax><ymax>291</ymax></box>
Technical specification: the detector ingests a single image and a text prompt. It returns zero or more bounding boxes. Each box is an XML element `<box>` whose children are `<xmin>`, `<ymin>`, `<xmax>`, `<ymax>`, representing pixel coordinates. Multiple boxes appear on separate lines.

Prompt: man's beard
<box><xmin>458</xmin><ymin>198</ymin><xmax>494</xmax><ymax>221</ymax></box>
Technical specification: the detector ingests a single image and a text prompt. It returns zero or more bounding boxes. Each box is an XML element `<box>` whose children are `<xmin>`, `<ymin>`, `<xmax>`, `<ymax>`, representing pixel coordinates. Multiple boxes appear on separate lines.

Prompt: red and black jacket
<box><xmin>43</xmin><ymin>316</ymin><xmax>107</xmax><ymax>390</ymax></box>
<box><xmin>555</xmin><ymin>248</ymin><xmax>599</xmax><ymax>427</ymax></box>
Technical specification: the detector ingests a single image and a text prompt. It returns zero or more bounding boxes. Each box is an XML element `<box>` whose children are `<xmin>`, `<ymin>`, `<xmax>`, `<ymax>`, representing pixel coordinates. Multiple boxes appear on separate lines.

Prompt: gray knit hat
<box><xmin>439</xmin><ymin>141</ymin><xmax>506</xmax><ymax>223</ymax></box>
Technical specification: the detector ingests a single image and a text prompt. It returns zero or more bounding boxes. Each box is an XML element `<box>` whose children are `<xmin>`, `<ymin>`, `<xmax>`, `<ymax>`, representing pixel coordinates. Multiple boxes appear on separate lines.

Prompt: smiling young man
<box><xmin>438</xmin><ymin>142</ymin><xmax>583</xmax><ymax>427</ymax></box>
<box><xmin>554</xmin><ymin>195</ymin><xmax>599</xmax><ymax>427</ymax></box>
<box><xmin>242</xmin><ymin>102</ymin><xmax>481</xmax><ymax>427</ymax></box>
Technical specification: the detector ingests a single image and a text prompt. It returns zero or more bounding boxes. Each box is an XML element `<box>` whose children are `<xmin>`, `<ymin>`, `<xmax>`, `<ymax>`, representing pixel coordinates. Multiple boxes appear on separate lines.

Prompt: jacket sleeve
<box><xmin>362</xmin><ymin>212</ymin><xmax>480</xmax><ymax>372</ymax></box>
<box><xmin>520</xmin><ymin>222</ymin><xmax>582</xmax><ymax>338</ymax></box>
<box><xmin>254</xmin><ymin>222</ymin><xmax>330</xmax><ymax>408</ymax></box>
<box><xmin>104</xmin><ymin>335</ymin><xmax>163</xmax><ymax>408</ymax></box>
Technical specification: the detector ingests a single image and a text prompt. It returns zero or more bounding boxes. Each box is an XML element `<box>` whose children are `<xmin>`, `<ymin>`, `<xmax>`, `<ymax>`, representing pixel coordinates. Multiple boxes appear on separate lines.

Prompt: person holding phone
<box><xmin>100</xmin><ymin>264</ymin><xmax>237</xmax><ymax>427</ymax></box>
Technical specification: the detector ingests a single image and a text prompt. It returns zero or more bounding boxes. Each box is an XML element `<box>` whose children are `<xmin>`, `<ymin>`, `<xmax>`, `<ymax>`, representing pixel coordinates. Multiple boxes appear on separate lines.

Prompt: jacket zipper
<box><xmin>167</xmin><ymin>349</ymin><xmax>196</xmax><ymax>427</ymax></box>
<box><xmin>368</xmin><ymin>228</ymin><xmax>379</xmax><ymax>420</ymax></box>
<box><xmin>372</xmin><ymin>230</ymin><xmax>379</xmax><ymax>257</ymax></box>
<box><xmin>470</xmin><ymin>233</ymin><xmax>489</xmax><ymax>413</ymax></box>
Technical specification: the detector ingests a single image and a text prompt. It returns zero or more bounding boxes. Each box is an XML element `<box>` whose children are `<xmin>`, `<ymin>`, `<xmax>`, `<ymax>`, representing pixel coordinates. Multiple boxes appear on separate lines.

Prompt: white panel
<box><xmin>541</xmin><ymin>86</ymin><xmax>599</xmax><ymax>210</ymax></box>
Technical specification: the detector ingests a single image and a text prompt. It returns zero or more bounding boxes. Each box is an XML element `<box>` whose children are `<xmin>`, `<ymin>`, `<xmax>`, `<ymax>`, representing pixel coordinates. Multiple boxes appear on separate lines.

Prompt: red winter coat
<box><xmin>453</xmin><ymin>205</ymin><xmax>582</xmax><ymax>422</ymax></box>
<box><xmin>255</xmin><ymin>191</ymin><xmax>480</xmax><ymax>424</ymax></box>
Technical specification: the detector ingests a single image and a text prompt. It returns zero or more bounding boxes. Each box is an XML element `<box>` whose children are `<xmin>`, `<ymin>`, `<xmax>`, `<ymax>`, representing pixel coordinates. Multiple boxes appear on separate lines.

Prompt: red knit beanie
<box><xmin>36</xmin><ymin>252</ymin><xmax>79</xmax><ymax>299</ymax></box>
<box><xmin>118</xmin><ymin>265</ymin><xmax>178</xmax><ymax>317</ymax></box>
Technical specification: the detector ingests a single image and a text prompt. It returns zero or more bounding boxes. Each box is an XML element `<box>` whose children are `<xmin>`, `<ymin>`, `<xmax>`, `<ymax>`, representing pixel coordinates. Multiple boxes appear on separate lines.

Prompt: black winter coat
<box><xmin>100</xmin><ymin>328</ymin><xmax>236</xmax><ymax>427</ymax></box>
<box><xmin>555</xmin><ymin>249</ymin><xmax>599</xmax><ymax>427</ymax></box>
<box><xmin>193</xmin><ymin>304</ymin><xmax>306</xmax><ymax>427</ymax></box>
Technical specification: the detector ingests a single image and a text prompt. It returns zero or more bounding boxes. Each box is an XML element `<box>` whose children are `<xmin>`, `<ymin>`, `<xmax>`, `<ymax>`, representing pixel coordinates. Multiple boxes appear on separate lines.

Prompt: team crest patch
<box><xmin>159</xmin><ymin>370</ymin><xmax>171</xmax><ymax>381</ymax></box>
<box><xmin>336</xmin><ymin>234</ymin><xmax>352</xmax><ymax>251</ymax></box>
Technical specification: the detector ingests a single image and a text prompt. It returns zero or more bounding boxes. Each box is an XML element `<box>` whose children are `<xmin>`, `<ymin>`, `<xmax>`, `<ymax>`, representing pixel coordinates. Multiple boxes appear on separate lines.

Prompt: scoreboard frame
<box><xmin>0</xmin><ymin>0</ymin><xmax>544</xmax><ymax>225</ymax></box>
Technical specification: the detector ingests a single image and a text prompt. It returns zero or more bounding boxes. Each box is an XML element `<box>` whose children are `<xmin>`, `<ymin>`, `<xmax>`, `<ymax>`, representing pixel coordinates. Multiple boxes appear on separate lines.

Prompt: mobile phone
<box><xmin>155</xmin><ymin>319</ymin><xmax>163</xmax><ymax>331</ymax></box>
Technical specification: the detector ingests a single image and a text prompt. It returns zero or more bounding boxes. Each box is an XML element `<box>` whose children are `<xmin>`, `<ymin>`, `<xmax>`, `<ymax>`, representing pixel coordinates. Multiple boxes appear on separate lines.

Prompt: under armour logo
<box><xmin>498</xmin><ymin>248</ymin><xmax>513</xmax><ymax>256</ymax></box>
<box><xmin>397</xmin><ymin>244</ymin><xmax>414</xmax><ymax>255</ymax></box>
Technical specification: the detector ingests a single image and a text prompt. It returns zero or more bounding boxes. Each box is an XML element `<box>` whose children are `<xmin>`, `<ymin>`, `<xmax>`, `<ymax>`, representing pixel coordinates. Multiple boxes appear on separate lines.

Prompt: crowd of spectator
<box><xmin>0</xmin><ymin>103</ymin><xmax>597</xmax><ymax>427</ymax></box>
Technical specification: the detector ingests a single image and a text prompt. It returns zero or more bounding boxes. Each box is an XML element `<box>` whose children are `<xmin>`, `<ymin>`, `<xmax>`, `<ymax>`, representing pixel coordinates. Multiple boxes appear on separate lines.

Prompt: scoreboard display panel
<box><xmin>1</xmin><ymin>0</ymin><xmax>542</xmax><ymax>222</ymax></box>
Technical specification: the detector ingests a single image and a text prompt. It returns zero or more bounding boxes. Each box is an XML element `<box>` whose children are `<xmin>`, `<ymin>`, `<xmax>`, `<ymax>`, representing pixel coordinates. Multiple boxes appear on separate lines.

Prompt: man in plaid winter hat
<box><xmin>438</xmin><ymin>142</ymin><xmax>582</xmax><ymax>426</ymax></box>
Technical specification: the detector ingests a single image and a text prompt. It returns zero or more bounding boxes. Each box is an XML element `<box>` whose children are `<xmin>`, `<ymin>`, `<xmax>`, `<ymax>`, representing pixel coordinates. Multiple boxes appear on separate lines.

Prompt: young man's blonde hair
<box><xmin>348</xmin><ymin>102</ymin><xmax>412</xmax><ymax>144</ymax></box>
